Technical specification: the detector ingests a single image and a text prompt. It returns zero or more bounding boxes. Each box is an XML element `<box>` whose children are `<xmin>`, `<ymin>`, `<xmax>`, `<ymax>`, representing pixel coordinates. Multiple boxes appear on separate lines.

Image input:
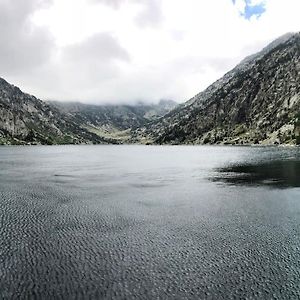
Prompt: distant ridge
<box><xmin>0</xmin><ymin>76</ymin><xmax>176</xmax><ymax>145</ymax></box>
<box><xmin>48</xmin><ymin>100</ymin><xmax>177</xmax><ymax>142</ymax></box>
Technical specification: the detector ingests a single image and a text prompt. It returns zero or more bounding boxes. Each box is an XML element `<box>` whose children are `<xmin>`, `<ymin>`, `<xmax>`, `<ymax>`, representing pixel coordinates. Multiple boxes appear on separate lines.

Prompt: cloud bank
<box><xmin>0</xmin><ymin>0</ymin><xmax>299</xmax><ymax>104</ymax></box>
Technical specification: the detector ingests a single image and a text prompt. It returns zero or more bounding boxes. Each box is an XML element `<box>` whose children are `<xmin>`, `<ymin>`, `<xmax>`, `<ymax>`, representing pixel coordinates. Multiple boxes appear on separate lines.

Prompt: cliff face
<box><xmin>0</xmin><ymin>78</ymin><xmax>107</xmax><ymax>145</ymax></box>
<box><xmin>136</xmin><ymin>33</ymin><xmax>300</xmax><ymax>145</ymax></box>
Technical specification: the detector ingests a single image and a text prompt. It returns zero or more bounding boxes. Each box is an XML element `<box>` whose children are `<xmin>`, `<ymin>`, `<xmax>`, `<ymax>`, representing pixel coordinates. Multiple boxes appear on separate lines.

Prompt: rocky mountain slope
<box><xmin>0</xmin><ymin>78</ymin><xmax>111</xmax><ymax>145</ymax></box>
<box><xmin>0</xmin><ymin>76</ymin><xmax>176</xmax><ymax>145</ymax></box>
<box><xmin>135</xmin><ymin>32</ymin><xmax>300</xmax><ymax>145</ymax></box>
<box><xmin>48</xmin><ymin>100</ymin><xmax>177</xmax><ymax>141</ymax></box>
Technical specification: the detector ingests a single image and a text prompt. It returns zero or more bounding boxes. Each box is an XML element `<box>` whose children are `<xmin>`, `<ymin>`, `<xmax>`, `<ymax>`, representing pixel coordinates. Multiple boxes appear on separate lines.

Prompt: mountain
<box><xmin>48</xmin><ymin>100</ymin><xmax>177</xmax><ymax>142</ymax></box>
<box><xmin>0</xmin><ymin>78</ymin><xmax>112</xmax><ymax>145</ymax></box>
<box><xmin>1</xmin><ymin>33</ymin><xmax>299</xmax><ymax>146</ymax></box>
<box><xmin>134</xmin><ymin>32</ymin><xmax>300</xmax><ymax>145</ymax></box>
<box><xmin>0</xmin><ymin>76</ymin><xmax>176</xmax><ymax>145</ymax></box>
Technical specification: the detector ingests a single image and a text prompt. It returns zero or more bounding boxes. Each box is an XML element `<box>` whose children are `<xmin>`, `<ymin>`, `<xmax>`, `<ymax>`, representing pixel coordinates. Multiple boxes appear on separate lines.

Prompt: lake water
<box><xmin>0</xmin><ymin>145</ymin><xmax>299</xmax><ymax>299</ymax></box>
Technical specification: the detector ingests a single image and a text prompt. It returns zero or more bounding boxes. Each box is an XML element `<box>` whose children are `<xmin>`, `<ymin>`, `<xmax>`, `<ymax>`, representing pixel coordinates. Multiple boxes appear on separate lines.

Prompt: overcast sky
<box><xmin>0</xmin><ymin>0</ymin><xmax>299</xmax><ymax>104</ymax></box>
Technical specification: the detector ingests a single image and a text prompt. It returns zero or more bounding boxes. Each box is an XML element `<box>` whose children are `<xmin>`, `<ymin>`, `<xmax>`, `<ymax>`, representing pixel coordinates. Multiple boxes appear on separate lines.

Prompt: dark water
<box><xmin>0</xmin><ymin>145</ymin><xmax>299</xmax><ymax>299</ymax></box>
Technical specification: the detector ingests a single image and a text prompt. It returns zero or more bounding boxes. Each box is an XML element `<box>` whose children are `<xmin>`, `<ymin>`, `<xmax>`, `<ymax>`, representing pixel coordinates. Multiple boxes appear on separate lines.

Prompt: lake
<box><xmin>0</xmin><ymin>145</ymin><xmax>299</xmax><ymax>299</ymax></box>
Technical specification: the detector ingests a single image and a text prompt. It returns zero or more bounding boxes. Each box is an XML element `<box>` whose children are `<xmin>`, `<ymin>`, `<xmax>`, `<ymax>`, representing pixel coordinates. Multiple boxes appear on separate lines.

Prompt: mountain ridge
<box><xmin>0</xmin><ymin>77</ymin><xmax>112</xmax><ymax>145</ymax></box>
<box><xmin>133</xmin><ymin>32</ymin><xmax>300</xmax><ymax>145</ymax></box>
<box><xmin>48</xmin><ymin>99</ymin><xmax>177</xmax><ymax>142</ymax></box>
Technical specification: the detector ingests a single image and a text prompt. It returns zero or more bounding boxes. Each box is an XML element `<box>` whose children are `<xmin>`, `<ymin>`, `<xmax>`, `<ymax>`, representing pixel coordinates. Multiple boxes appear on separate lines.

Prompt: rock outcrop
<box><xmin>0</xmin><ymin>78</ymin><xmax>108</xmax><ymax>145</ymax></box>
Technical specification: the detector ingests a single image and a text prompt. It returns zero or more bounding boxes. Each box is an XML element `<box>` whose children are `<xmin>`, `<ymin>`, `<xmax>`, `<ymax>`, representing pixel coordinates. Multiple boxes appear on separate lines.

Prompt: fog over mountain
<box><xmin>0</xmin><ymin>76</ymin><xmax>177</xmax><ymax>144</ymax></box>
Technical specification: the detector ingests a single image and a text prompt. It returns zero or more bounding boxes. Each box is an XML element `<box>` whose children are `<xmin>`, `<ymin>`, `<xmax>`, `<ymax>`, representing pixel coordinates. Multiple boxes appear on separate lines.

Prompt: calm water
<box><xmin>0</xmin><ymin>145</ymin><xmax>299</xmax><ymax>299</ymax></box>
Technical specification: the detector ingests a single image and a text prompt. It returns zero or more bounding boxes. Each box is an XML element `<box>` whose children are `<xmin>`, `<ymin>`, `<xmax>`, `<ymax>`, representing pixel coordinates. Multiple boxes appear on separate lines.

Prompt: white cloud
<box><xmin>234</xmin><ymin>0</ymin><xmax>247</xmax><ymax>14</ymax></box>
<box><xmin>0</xmin><ymin>0</ymin><xmax>54</xmax><ymax>74</ymax></box>
<box><xmin>1</xmin><ymin>0</ymin><xmax>299</xmax><ymax>104</ymax></box>
<box><xmin>248</xmin><ymin>0</ymin><xmax>265</xmax><ymax>6</ymax></box>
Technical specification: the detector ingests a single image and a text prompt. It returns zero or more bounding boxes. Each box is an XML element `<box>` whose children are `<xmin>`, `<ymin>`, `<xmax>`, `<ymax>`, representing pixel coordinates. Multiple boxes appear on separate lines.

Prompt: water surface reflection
<box><xmin>212</xmin><ymin>160</ymin><xmax>300</xmax><ymax>188</ymax></box>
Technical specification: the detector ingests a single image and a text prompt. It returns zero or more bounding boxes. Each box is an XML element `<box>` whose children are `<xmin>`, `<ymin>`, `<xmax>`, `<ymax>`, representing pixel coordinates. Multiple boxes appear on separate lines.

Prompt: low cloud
<box><xmin>63</xmin><ymin>33</ymin><xmax>130</xmax><ymax>63</ymax></box>
<box><xmin>135</xmin><ymin>0</ymin><xmax>164</xmax><ymax>28</ymax></box>
<box><xmin>88</xmin><ymin>0</ymin><xmax>123</xmax><ymax>9</ymax></box>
